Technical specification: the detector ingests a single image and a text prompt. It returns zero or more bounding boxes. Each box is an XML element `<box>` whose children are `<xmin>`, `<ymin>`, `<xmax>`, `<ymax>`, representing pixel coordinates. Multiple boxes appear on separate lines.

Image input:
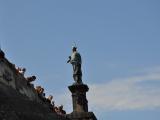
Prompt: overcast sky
<box><xmin>0</xmin><ymin>0</ymin><xmax>160</xmax><ymax>120</ymax></box>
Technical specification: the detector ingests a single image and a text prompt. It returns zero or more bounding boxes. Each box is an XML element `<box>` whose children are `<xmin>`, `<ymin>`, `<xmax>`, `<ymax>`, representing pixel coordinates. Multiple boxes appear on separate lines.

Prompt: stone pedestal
<box><xmin>67</xmin><ymin>84</ymin><xmax>97</xmax><ymax>120</ymax></box>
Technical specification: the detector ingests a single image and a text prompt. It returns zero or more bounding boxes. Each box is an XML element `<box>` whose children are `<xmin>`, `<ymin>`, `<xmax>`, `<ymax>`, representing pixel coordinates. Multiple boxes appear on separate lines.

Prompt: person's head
<box><xmin>36</xmin><ymin>86</ymin><xmax>41</xmax><ymax>90</ymax></box>
<box><xmin>48</xmin><ymin>95</ymin><xmax>53</xmax><ymax>101</ymax></box>
<box><xmin>59</xmin><ymin>105</ymin><xmax>63</xmax><ymax>110</ymax></box>
<box><xmin>52</xmin><ymin>101</ymin><xmax>55</xmax><ymax>106</ymax></box>
<box><xmin>54</xmin><ymin>107</ymin><xmax>58</xmax><ymax>112</ymax></box>
<box><xmin>32</xmin><ymin>76</ymin><xmax>36</xmax><ymax>80</ymax></box>
<box><xmin>40</xmin><ymin>88</ymin><xmax>44</xmax><ymax>93</ymax></box>
<box><xmin>72</xmin><ymin>47</ymin><xmax>77</xmax><ymax>52</ymax></box>
<box><xmin>22</xmin><ymin>68</ymin><xmax>26</xmax><ymax>72</ymax></box>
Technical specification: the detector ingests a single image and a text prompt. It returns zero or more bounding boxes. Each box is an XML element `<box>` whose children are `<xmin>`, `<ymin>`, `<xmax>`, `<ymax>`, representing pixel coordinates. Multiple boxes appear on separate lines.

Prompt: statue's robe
<box><xmin>70</xmin><ymin>51</ymin><xmax>82</xmax><ymax>83</ymax></box>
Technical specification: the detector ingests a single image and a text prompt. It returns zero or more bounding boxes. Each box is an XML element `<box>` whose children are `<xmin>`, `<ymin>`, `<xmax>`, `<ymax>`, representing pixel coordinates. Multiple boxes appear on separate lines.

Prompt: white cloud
<box><xmin>88</xmin><ymin>72</ymin><xmax>160</xmax><ymax>111</ymax></box>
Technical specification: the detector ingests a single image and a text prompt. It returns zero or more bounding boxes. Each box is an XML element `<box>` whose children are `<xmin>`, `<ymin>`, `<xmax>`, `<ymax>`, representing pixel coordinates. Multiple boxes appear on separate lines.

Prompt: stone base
<box><xmin>68</xmin><ymin>84</ymin><xmax>89</xmax><ymax>112</ymax></box>
<box><xmin>67</xmin><ymin>111</ymin><xmax>97</xmax><ymax>120</ymax></box>
<box><xmin>68</xmin><ymin>84</ymin><xmax>89</xmax><ymax>94</ymax></box>
<box><xmin>68</xmin><ymin>83</ymin><xmax>97</xmax><ymax>120</ymax></box>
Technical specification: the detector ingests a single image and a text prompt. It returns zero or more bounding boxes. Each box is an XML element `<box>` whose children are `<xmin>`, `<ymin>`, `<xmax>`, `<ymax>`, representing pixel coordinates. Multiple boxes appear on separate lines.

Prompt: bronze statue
<box><xmin>67</xmin><ymin>47</ymin><xmax>82</xmax><ymax>84</ymax></box>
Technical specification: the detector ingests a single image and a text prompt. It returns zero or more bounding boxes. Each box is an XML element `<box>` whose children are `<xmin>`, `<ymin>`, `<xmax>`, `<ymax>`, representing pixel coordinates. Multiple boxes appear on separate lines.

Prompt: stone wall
<box><xmin>0</xmin><ymin>58</ymin><xmax>40</xmax><ymax>101</ymax></box>
<box><xmin>0</xmin><ymin>58</ymin><xmax>69</xmax><ymax>120</ymax></box>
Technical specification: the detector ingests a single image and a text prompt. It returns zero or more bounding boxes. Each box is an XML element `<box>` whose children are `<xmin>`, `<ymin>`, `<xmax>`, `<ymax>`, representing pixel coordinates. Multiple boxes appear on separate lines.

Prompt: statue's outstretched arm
<box><xmin>67</xmin><ymin>56</ymin><xmax>71</xmax><ymax>63</ymax></box>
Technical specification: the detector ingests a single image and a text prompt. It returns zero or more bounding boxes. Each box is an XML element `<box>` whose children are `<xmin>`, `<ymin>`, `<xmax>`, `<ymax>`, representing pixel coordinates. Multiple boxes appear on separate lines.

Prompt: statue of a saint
<box><xmin>67</xmin><ymin>47</ymin><xmax>82</xmax><ymax>84</ymax></box>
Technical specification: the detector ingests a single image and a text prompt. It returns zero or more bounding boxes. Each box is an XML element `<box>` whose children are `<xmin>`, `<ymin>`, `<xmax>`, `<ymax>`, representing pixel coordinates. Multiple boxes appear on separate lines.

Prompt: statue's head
<box><xmin>48</xmin><ymin>95</ymin><xmax>53</xmax><ymax>101</ymax></box>
<box><xmin>72</xmin><ymin>46</ymin><xmax>77</xmax><ymax>52</ymax></box>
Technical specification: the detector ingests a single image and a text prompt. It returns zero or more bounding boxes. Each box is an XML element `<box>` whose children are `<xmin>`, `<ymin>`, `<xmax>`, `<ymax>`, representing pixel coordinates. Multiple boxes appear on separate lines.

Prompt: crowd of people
<box><xmin>0</xmin><ymin>50</ymin><xmax>66</xmax><ymax>116</ymax></box>
<box><xmin>16</xmin><ymin>67</ymin><xmax>66</xmax><ymax>116</ymax></box>
<box><xmin>35</xmin><ymin>86</ymin><xmax>66</xmax><ymax>115</ymax></box>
